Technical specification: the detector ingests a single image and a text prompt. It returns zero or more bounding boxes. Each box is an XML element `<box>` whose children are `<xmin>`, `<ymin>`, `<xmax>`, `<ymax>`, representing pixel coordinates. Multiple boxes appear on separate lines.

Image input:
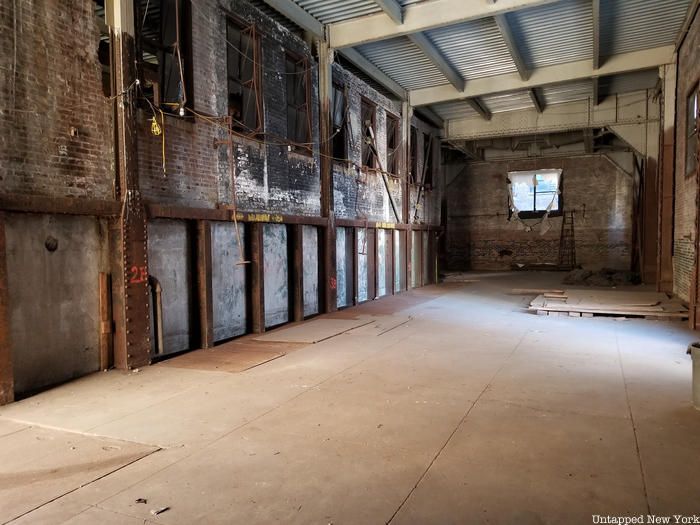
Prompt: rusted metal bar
<box><xmin>353</xmin><ymin>227</ymin><xmax>359</xmax><ymax>304</ymax></box>
<box><xmin>318</xmin><ymin>41</ymin><xmax>337</xmax><ymax>313</ymax></box>
<box><xmin>147</xmin><ymin>203</ymin><xmax>328</xmax><ymax>226</ymax></box>
<box><xmin>111</xmin><ymin>22</ymin><xmax>151</xmax><ymax>370</ymax></box>
<box><xmin>197</xmin><ymin>220</ymin><xmax>214</xmax><ymax>348</ymax></box>
<box><xmin>290</xmin><ymin>224</ymin><xmax>304</xmax><ymax>322</ymax></box>
<box><xmin>0</xmin><ymin>195</ymin><xmax>120</xmax><ymax>217</ymax></box>
<box><xmin>249</xmin><ymin>222</ymin><xmax>265</xmax><ymax>333</ymax></box>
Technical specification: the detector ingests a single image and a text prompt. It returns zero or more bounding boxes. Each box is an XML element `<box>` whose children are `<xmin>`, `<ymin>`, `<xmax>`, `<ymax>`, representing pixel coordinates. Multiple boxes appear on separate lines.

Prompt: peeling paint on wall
<box><xmin>264</xmin><ymin>224</ymin><xmax>289</xmax><ymax>327</ymax></box>
<box><xmin>212</xmin><ymin>223</ymin><xmax>247</xmax><ymax>341</ymax></box>
<box><xmin>302</xmin><ymin>225</ymin><xmax>319</xmax><ymax>316</ymax></box>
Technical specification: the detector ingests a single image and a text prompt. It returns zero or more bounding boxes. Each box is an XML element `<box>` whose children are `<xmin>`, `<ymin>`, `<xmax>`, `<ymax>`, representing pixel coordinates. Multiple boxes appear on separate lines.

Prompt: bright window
<box><xmin>508</xmin><ymin>169</ymin><xmax>562</xmax><ymax>218</ymax></box>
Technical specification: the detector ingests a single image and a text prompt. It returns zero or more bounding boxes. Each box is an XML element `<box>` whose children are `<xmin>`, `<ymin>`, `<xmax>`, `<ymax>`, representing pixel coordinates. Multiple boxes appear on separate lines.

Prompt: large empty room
<box><xmin>2</xmin><ymin>0</ymin><xmax>700</xmax><ymax>523</ymax></box>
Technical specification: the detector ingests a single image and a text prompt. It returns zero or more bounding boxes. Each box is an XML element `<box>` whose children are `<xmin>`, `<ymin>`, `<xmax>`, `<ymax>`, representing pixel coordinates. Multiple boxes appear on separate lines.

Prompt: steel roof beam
<box><xmin>493</xmin><ymin>14</ymin><xmax>529</xmax><ymax>81</ymax></box>
<box><xmin>465</xmin><ymin>98</ymin><xmax>492</xmax><ymax>121</ymax></box>
<box><xmin>592</xmin><ymin>76</ymin><xmax>600</xmax><ymax>106</ymax></box>
<box><xmin>261</xmin><ymin>0</ymin><xmax>324</xmax><ymax>36</ymax></box>
<box><xmin>415</xmin><ymin>107</ymin><xmax>445</xmax><ymax>129</ymax></box>
<box><xmin>329</xmin><ymin>0</ymin><xmax>561</xmax><ymax>48</ymax></box>
<box><xmin>407</xmin><ymin>32</ymin><xmax>465</xmax><ymax>91</ymax></box>
<box><xmin>339</xmin><ymin>48</ymin><xmax>408</xmax><ymax>99</ymax></box>
<box><xmin>409</xmin><ymin>46</ymin><xmax>674</xmax><ymax>106</ymax></box>
<box><xmin>374</xmin><ymin>0</ymin><xmax>403</xmax><ymax>24</ymax></box>
<box><xmin>529</xmin><ymin>89</ymin><xmax>544</xmax><ymax>113</ymax></box>
<box><xmin>592</xmin><ymin>0</ymin><xmax>601</xmax><ymax>69</ymax></box>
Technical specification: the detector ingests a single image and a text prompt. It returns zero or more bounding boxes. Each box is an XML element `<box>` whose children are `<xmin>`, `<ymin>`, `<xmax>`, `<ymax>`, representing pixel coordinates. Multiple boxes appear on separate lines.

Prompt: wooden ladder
<box><xmin>558</xmin><ymin>211</ymin><xmax>576</xmax><ymax>270</ymax></box>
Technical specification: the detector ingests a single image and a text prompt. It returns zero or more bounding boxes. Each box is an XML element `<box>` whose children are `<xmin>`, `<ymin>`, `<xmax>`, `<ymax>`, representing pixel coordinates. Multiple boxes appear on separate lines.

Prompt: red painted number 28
<box><xmin>128</xmin><ymin>265</ymin><xmax>148</xmax><ymax>284</ymax></box>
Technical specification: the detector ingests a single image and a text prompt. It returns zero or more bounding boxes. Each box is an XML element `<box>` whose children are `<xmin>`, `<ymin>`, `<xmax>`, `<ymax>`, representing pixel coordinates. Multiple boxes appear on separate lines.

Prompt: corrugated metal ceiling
<box><xmin>598</xmin><ymin>69</ymin><xmax>660</xmax><ymax>98</ymax></box>
<box><xmin>293</xmin><ymin>0</ymin><xmax>425</xmax><ymax>24</ymax></box>
<box><xmin>599</xmin><ymin>0</ymin><xmax>691</xmax><ymax>56</ymax></box>
<box><xmin>425</xmin><ymin>18</ymin><xmax>518</xmax><ymax>80</ymax></box>
<box><xmin>356</xmin><ymin>37</ymin><xmax>449</xmax><ymax>90</ymax></box>
<box><xmin>538</xmin><ymin>80</ymin><xmax>594</xmax><ymax>107</ymax></box>
<box><xmin>506</xmin><ymin>0</ymin><xmax>593</xmax><ymax>69</ymax></box>
<box><xmin>275</xmin><ymin>0</ymin><xmax>691</xmax><ymax>119</ymax></box>
<box><xmin>481</xmin><ymin>91</ymin><xmax>535</xmax><ymax>113</ymax></box>
<box><xmin>431</xmin><ymin>100</ymin><xmax>479</xmax><ymax>120</ymax></box>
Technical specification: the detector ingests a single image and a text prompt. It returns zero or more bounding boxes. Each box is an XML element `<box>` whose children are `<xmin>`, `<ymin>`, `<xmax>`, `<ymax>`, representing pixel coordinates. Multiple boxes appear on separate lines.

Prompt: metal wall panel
<box><xmin>212</xmin><ymin>223</ymin><xmax>246</xmax><ymax>343</ymax></box>
<box><xmin>263</xmin><ymin>224</ymin><xmax>289</xmax><ymax>328</ymax></box>
<box><xmin>302</xmin><ymin>225</ymin><xmax>319</xmax><ymax>316</ymax></box>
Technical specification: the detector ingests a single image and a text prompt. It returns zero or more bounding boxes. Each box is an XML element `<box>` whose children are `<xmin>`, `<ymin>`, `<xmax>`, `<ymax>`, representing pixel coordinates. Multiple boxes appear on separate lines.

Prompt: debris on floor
<box><xmin>441</xmin><ymin>272</ymin><xmax>480</xmax><ymax>283</ymax></box>
<box><xmin>509</xmin><ymin>288</ymin><xmax>565</xmax><ymax>295</ymax></box>
<box><xmin>562</xmin><ymin>268</ymin><xmax>642</xmax><ymax>287</ymax></box>
<box><xmin>529</xmin><ymin>289</ymin><xmax>688</xmax><ymax>319</ymax></box>
<box><xmin>150</xmin><ymin>506</ymin><xmax>170</xmax><ymax>516</ymax></box>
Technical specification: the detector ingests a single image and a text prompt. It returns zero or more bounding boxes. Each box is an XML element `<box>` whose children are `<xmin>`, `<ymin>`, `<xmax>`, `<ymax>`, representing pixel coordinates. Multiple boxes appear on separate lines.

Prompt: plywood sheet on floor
<box><xmin>529</xmin><ymin>289</ymin><xmax>688</xmax><ymax>318</ymax></box>
<box><xmin>0</xmin><ymin>426</ymin><xmax>156</xmax><ymax>523</ymax></box>
<box><xmin>345</xmin><ymin>315</ymin><xmax>412</xmax><ymax>336</ymax></box>
<box><xmin>253</xmin><ymin>318</ymin><xmax>374</xmax><ymax>343</ymax></box>
<box><xmin>159</xmin><ymin>339</ymin><xmax>306</xmax><ymax>373</ymax></box>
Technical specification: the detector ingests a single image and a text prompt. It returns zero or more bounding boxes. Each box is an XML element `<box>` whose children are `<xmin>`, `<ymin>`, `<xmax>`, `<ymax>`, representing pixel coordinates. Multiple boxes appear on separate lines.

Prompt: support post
<box><xmin>197</xmin><ymin>220</ymin><xmax>214</xmax><ymax>348</ymax></box>
<box><xmin>99</xmin><ymin>272</ymin><xmax>113</xmax><ymax>369</ymax></box>
<box><xmin>353</xmin><ymin>227</ymin><xmax>359</xmax><ymax>304</ymax></box>
<box><xmin>318</xmin><ymin>41</ymin><xmax>337</xmax><ymax>312</ymax></box>
<box><xmin>108</xmin><ymin>0</ymin><xmax>151</xmax><ymax>369</ymax></box>
<box><xmin>0</xmin><ymin>213</ymin><xmax>13</xmax><ymax>405</ymax></box>
<box><xmin>657</xmin><ymin>62</ymin><xmax>676</xmax><ymax>293</ymax></box>
<box><xmin>407</xmin><ymin>228</ymin><xmax>413</xmax><ymax>290</ymax></box>
<box><xmin>290</xmin><ymin>224</ymin><xmax>304</xmax><ymax>322</ymax></box>
<box><xmin>401</xmin><ymin>102</ymin><xmax>412</xmax><ymax>224</ymax></box>
<box><xmin>249</xmin><ymin>223</ymin><xmax>265</xmax><ymax>333</ymax></box>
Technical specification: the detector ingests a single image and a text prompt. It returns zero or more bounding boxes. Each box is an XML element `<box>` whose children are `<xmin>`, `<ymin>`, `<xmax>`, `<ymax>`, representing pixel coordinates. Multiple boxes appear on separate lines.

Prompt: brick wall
<box><xmin>138</xmin><ymin>0</ymin><xmax>321</xmax><ymax>216</ymax></box>
<box><xmin>673</xmin><ymin>8</ymin><xmax>700</xmax><ymax>302</ymax></box>
<box><xmin>446</xmin><ymin>155</ymin><xmax>634</xmax><ymax>271</ymax></box>
<box><xmin>0</xmin><ymin>0</ymin><xmax>114</xmax><ymax>200</ymax></box>
<box><xmin>332</xmin><ymin>65</ymin><xmax>441</xmax><ymax>225</ymax></box>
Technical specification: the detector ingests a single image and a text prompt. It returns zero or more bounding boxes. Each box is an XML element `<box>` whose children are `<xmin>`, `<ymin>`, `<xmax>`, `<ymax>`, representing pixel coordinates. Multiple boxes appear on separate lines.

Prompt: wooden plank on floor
<box><xmin>253</xmin><ymin>318</ymin><xmax>376</xmax><ymax>343</ymax></box>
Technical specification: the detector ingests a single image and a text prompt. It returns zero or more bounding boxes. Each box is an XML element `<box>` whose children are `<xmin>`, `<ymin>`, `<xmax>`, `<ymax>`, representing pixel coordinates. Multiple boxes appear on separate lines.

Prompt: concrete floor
<box><xmin>1</xmin><ymin>272</ymin><xmax>700</xmax><ymax>524</ymax></box>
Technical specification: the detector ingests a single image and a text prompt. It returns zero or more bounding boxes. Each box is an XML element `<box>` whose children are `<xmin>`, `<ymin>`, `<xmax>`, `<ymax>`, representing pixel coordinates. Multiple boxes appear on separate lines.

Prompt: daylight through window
<box><xmin>508</xmin><ymin>169</ymin><xmax>562</xmax><ymax>217</ymax></box>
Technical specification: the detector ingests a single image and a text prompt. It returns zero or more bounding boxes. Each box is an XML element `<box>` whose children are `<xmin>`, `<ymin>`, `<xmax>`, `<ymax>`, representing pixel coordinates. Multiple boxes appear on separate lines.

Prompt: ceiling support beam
<box><xmin>592</xmin><ymin>0</ymin><xmax>601</xmax><ymax>69</ymax></box>
<box><xmin>374</xmin><ymin>0</ymin><xmax>403</xmax><ymax>24</ymax></box>
<box><xmin>465</xmin><ymin>98</ymin><xmax>492</xmax><ymax>121</ymax></box>
<box><xmin>493</xmin><ymin>14</ymin><xmax>529</xmax><ymax>80</ymax></box>
<box><xmin>339</xmin><ymin>48</ymin><xmax>408</xmax><ymax>100</ymax></box>
<box><xmin>261</xmin><ymin>0</ymin><xmax>324</xmax><ymax>37</ymax></box>
<box><xmin>407</xmin><ymin>33</ymin><xmax>465</xmax><ymax>91</ymax></box>
<box><xmin>415</xmin><ymin>107</ymin><xmax>444</xmax><ymax>129</ymax></box>
<box><xmin>529</xmin><ymin>89</ymin><xmax>544</xmax><ymax>113</ymax></box>
<box><xmin>409</xmin><ymin>46</ymin><xmax>675</xmax><ymax>106</ymax></box>
<box><xmin>592</xmin><ymin>76</ymin><xmax>600</xmax><ymax>106</ymax></box>
<box><xmin>329</xmin><ymin>0</ymin><xmax>561</xmax><ymax>48</ymax></box>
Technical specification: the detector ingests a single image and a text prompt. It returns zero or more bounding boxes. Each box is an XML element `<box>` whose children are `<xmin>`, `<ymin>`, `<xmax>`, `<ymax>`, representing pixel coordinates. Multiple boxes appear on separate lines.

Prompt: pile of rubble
<box><xmin>563</xmin><ymin>268</ymin><xmax>641</xmax><ymax>287</ymax></box>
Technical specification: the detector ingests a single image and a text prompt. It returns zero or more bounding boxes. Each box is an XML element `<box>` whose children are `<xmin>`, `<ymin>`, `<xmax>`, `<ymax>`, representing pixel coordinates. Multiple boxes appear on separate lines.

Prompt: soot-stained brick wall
<box><xmin>673</xmin><ymin>8</ymin><xmax>700</xmax><ymax>302</ymax></box>
<box><xmin>446</xmin><ymin>155</ymin><xmax>634</xmax><ymax>271</ymax></box>
<box><xmin>331</xmin><ymin>65</ymin><xmax>442</xmax><ymax>225</ymax></box>
<box><xmin>332</xmin><ymin>64</ymin><xmax>403</xmax><ymax>222</ymax></box>
<box><xmin>0</xmin><ymin>0</ymin><xmax>114</xmax><ymax>200</ymax></box>
<box><xmin>409</xmin><ymin>114</ymin><xmax>441</xmax><ymax>225</ymax></box>
<box><xmin>138</xmin><ymin>0</ymin><xmax>321</xmax><ymax>216</ymax></box>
